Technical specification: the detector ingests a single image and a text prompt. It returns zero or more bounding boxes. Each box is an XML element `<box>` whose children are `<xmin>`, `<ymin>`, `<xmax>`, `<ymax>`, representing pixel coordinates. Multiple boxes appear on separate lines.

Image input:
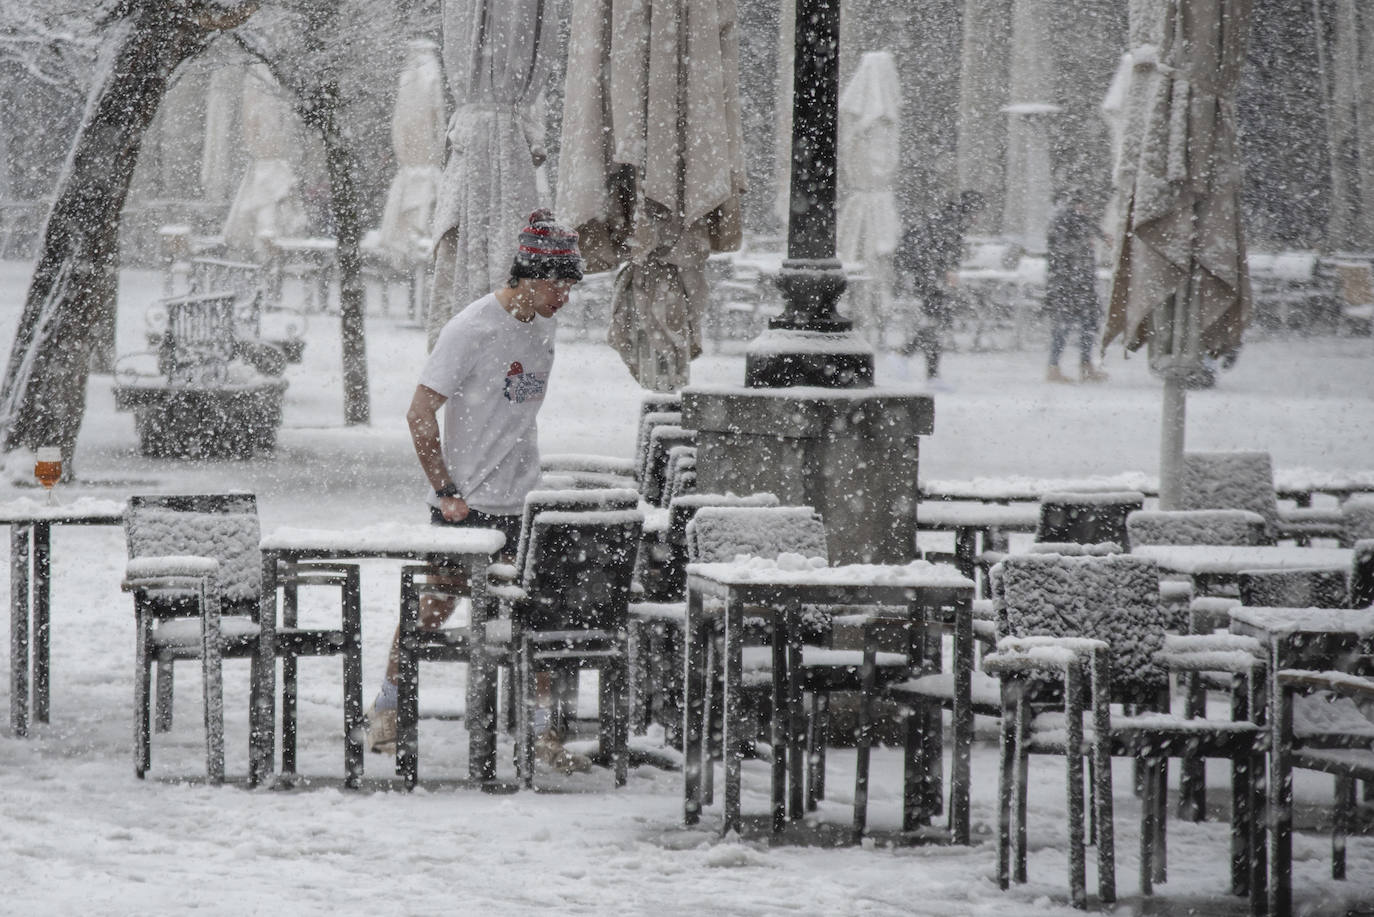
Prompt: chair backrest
<box><xmin>1238</xmin><ymin>567</ymin><xmax>1351</xmax><ymax>610</ymax></box>
<box><xmin>634</xmin><ymin>410</ymin><xmax>681</xmax><ymax>482</ymax></box>
<box><xmin>686</xmin><ymin>505</ymin><xmax>829</xmax><ymax>564</ymax></box>
<box><xmin>1036</xmin><ymin>491</ymin><xmax>1144</xmax><ymax>550</ymax></box>
<box><xmin>993</xmin><ymin>551</ymin><xmax>1167</xmax><ymax>703</ymax></box>
<box><xmin>1352</xmin><ymin>539</ymin><xmax>1374</xmax><ymax>609</ymax></box>
<box><xmin>663</xmin><ymin>445</ymin><xmax>697</xmax><ymax>504</ymax></box>
<box><xmin>641</xmin><ymin>425</ymin><xmax>696</xmax><ymax>507</ymax></box>
<box><xmin>157</xmin><ymin>292</ymin><xmax>239</xmax><ymax>384</ymax></box>
<box><xmin>1126</xmin><ymin>508</ymin><xmax>1268</xmax><ymax>547</ymax></box>
<box><xmin>1344</xmin><ymin>496</ymin><xmax>1374</xmax><ymax>545</ymax></box>
<box><xmin>514</xmin><ymin>487</ymin><xmax>640</xmax><ymax>578</ymax></box>
<box><xmin>520</xmin><ymin>508</ymin><xmax>644</xmax><ymax>630</ymax></box>
<box><xmin>124</xmin><ymin>493</ymin><xmax>261</xmax><ymax>606</ymax></box>
<box><xmin>1179</xmin><ymin>451</ymin><xmax>1281</xmax><ymax>537</ymax></box>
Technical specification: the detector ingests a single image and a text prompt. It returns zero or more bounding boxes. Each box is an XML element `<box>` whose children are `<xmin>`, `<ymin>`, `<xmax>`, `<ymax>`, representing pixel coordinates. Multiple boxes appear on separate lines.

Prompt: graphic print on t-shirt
<box><xmin>503</xmin><ymin>360</ymin><xmax>548</xmax><ymax>404</ymax></box>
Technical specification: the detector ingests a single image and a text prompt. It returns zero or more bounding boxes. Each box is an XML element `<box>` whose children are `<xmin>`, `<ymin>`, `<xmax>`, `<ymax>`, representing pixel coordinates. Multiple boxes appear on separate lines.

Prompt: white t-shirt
<box><xmin>418</xmin><ymin>292</ymin><xmax>556</xmax><ymax>515</ymax></box>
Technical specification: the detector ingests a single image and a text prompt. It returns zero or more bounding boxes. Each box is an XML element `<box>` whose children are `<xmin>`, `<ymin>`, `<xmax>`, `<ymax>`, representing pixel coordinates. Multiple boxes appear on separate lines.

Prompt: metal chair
<box><xmin>505</xmin><ymin>508</ymin><xmax>644</xmax><ymax>787</ymax></box>
<box><xmin>1270</xmin><ymin>668</ymin><xmax>1374</xmax><ymax>915</ymax></box>
<box><xmin>1180</xmin><ymin>451</ymin><xmax>1346</xmax><ymax>545</ymax></box>
<box><xmin>122</xmin><ymin>493</ymin><xmax>362</xmax><ymax>785</ymax></box>
<box><xmin>986</xmin><ymin>551</ymin><xmax>1267</xmax><ymax>909</ymax></box>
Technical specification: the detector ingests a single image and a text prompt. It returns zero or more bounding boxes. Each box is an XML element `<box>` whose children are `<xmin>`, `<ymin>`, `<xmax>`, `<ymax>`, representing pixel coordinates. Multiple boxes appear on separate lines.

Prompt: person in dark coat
<box><xmin>894</xmin><ymin>190</ymin><xmax>985</xmax><ymax>383</ymax></box>
<box><xmin>1045</xmin><ymin>192</ymin><xmax>1109</xmax><ymax>383</ymax></box>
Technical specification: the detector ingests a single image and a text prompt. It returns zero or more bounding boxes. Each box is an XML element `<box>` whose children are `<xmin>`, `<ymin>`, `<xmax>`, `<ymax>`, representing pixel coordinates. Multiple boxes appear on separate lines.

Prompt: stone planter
<box><xmin>113</xmin><ymin>378</ymin><xmax>288</xmax><ymax>459</ymax></box>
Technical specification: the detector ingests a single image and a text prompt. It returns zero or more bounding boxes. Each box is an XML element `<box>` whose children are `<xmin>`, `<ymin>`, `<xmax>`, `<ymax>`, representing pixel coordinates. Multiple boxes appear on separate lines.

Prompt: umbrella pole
<box><xmin>1159</xmin><ymin>374</ymin><xmax>1186</xmax><ymax>510</ymax></box>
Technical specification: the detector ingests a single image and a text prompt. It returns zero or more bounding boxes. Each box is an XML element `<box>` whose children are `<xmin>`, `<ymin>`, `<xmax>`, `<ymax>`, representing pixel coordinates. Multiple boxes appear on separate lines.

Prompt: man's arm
<box><xmin>407</xmin><ymin>383</ymin><xmax>469</xmax><ymax>522</ymax></box>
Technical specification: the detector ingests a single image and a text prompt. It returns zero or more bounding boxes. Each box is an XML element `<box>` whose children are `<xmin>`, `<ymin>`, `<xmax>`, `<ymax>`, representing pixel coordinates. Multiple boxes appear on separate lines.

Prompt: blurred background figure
<box><xmin>1045</xmin><ymin>190</ymin><xmax>1108</xmax><ymax>383</ymax></box>
<box><xmin>894</xmin><ymin>190</ymin><xmax>985</xmax><ymax>388</ymax></box>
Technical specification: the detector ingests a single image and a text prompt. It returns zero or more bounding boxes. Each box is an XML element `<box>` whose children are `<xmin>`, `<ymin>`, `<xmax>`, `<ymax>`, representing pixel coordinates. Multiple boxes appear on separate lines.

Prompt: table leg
<box><xmin>723</xmin><ymin>593</ymin><xmax>744</xmax><ymax>837</ymax></box>
<box><xmin>852</xmin><ymin>625</ymin><xmax>878</xmax><ymax>842</ymax></box>
<box><xmin>683</xmin><ymin>588</ymin><xmax>705</xmax><ymax>825</ymax></box>
<box><xmin>251</xmin><ymin>552</ymin><xmax>279</xmax><ymax>786</ymax></box>
<box><xmin>950</xmin><ymin>595</ymin><xmax>973</xmax><ymax>844</ymax></box>
<box><xmin>954</xmin><ymin>526</ymin><xmax>977</xmax><ymax>584</ymax></box>
<box><xmin>786</xmin><ymin>600</ymin><xmax>804</xmax><ymax>822</ymax></box>
<box><xmin>280</xmin><ymin>564</ymin><xmax>299</xmax><ymax>776</ymax></box>
<box><xmin>770</xmin><ymin>604</ymin><xmax>787</xmax><ymax>833</ymax></box>
<box><xmin>32</xmin><ymin>521</ymin><xmax>50</xmax><ymax>723</ymax></box>
<box><xmin>10</xmin><ymin>525</ymin><xmax>31</xmax><ymax>737</ymax></box>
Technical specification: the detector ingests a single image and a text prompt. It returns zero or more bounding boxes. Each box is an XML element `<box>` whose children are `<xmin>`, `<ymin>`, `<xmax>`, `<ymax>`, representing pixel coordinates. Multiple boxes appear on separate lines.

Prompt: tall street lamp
<box><xmin>683</xmin><ymin>0</ymin><xmax>934</xmax><ymax>565</ymax></box>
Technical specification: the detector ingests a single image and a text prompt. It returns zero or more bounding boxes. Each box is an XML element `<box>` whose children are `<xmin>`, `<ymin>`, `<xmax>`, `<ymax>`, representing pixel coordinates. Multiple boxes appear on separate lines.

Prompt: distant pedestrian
<box><xmin>1045</xmin><ymin>192</ymin><xmax>1108</xmax><ymax>383</ymax></box>
<box><xmin>894</xmin><ymin>190</ymin><xmax>985</xmax><ymax>386</ymax></box>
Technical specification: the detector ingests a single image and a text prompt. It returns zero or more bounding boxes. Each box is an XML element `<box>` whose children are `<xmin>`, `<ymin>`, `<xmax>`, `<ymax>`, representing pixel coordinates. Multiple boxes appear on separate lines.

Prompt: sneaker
<box><xmin>1079</xmin><ymin>363</ymin><xmax>1110</xmax><ymax>383</ymax></box>
<box><xmin>1046</xmin><ymin>365</ymin><xmax>1074</xmax><ymax>384</ymax></box>
<box><xmin>534</xmin><ymin>731</ymin><xmax>592</xmax><ymax>775</ymax></box>
<box><xmin>365</xmin><ymin>702</ymin><xmax>396</xmax><ymax>755</ymax></box>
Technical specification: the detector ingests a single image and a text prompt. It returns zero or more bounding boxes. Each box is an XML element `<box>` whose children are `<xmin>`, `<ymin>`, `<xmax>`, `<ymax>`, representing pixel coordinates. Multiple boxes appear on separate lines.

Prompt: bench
<box><xmin>113</xmin><ymin>292</ymin><xmax>287</xmax><ymax>458</ymax></box>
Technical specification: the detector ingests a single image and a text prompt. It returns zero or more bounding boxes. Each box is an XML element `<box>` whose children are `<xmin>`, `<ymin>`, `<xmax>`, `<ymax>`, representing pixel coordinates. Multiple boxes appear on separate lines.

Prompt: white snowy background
<box><xmin>1</xmin><ymin>261</ymin><xmax>1372</xmax><ymax>915</ymax></box>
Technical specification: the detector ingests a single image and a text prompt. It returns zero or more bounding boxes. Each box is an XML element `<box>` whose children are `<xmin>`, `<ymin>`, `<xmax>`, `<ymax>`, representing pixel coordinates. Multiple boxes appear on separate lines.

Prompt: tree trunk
<box><xmin>0</xmin><ymin>1</ymin><xmax>257</xmax><ymax>462</ymax></box>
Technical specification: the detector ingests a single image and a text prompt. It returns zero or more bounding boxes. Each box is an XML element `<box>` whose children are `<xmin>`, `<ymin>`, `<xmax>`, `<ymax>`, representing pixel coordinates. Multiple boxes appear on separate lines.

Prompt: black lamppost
<box><xmin>744</xmin><ymin>0</ymin><xmax>874</xmax><ymax>388</ymax></box>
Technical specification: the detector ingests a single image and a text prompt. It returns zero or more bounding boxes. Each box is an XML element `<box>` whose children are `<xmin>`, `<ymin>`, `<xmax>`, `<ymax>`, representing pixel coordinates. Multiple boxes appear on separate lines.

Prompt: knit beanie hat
<box><xmin>510</xmin><ymin>209</ymin><xmax>584</xmax><ymax>282</ymax></box>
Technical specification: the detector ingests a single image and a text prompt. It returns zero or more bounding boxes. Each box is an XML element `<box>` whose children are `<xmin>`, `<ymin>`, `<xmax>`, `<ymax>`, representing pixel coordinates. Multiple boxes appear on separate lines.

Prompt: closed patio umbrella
<box><xmin>557</xmin><ymin>0</ymin><xmax>746</xmax><ymax>391</ymax></box>
<box><xmin>375</xmin><ymin>40</ymin><xmax>446</xmax><ymax>269</ymax></box>
<box><xmin>427</xmin><ymin>0</ymin><xmax>554</xmax><ymax>348</ymax></box>
<box><xmin>221</xmin><ymin>63</ymin><xmax>306</xmax><ymax>256</ymax></box>
<box><xmin>836</xmin><ymin>51</ymin><xmax>902</xmax><ymax>343</ymax></box>
<box><xmin>1104</xmin><ymin>0</ymin><xmax>1253</xmax><ymax>507</ymax></box>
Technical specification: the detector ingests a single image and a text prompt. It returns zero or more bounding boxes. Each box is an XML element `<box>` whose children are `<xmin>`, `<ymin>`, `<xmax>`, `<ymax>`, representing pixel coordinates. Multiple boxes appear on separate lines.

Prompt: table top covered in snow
<box><xmin>0</xmin><ymin>496</ymin><xmax>125</xmax><ymax>525</ymax></box>
<box><xmin>916</xmin><ymin>501</ymin><xmax>1041</xmax><ymax>529</ymax></box>
<box><xmin>1230</xmin><ymin>605</ymin><xmax>1374</xmax><ymax>640</ymax></box>
<box><xmin>687</xmin><ymin>555</ymin><xmax>974</xmax><ymax>603</ymax></box>
<box><xmin>1132</xmin><ymin>544</ymin><xmax>1354</xmax><ymax>575</ymax></box>
<box><xmin>261</xmin><ymin>523</ymin><xmax>506</xmax><ymax>559</ymax></box>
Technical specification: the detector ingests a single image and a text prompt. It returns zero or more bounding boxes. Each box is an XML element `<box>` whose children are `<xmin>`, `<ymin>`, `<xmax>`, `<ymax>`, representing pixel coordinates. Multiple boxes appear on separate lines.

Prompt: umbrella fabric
<box><xmin>427</xmin><ymin>0</ymin><xmax>554</xmax><ymax>348</ymax></box>
<box><xmin>221</xmin><ymin>64</ymin><xmax>306</xmax><ymax>256</ymax></box>
<box><xmin>836</xmin><ymin>51</ymin><xmax>902</xmax><ymax>340</ymax></box>
<box><xmin>375</xmin><ymin>41</ymin><xmax>446</xmax><ymax>269</ymax></box>
<box><xmin>557</xmin><ymin>0</ymin><xmax>745</xmax><ymax>391</ymax></box>
<box><xmin>1104</xmin><ymin>0</ymin><xmax>1252</xmax><ymax>369</ymax></box>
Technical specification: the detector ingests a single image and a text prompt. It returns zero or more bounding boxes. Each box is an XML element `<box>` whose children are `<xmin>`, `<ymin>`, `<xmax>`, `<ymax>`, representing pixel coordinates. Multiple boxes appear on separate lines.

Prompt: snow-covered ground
<box><xmin>1</xmin><ymin>260</ymin><xmax>1372</xmax><ymax>915</ymax></box>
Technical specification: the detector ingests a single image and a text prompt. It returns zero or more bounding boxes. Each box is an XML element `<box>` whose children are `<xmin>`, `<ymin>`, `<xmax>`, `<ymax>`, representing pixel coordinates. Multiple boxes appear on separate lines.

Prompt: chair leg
<box><xmin>281</xmin><ymin>652</ymin><xmax>298</xmax><ymax>775</ymax></box>
<box><xmin>1179</xmin><ymin>672</ymin><xmax>1207</xmax><ymax>821</ymax></box>
<box><xmin>1139</xmin><ymin>757</ymin><xmax>1161</xmax><ymax>896</ymax></box>
<box><xmin>807</xmin><ymin>693</ymin><xmax>828</xmax><ymax>811</ymax></box>
<box><xmin>851</xmin><ymin>632</ymin><xmax>879</xmax><ymax>844</ymax></box>
<box><xmin>1013</xmin><ymin>705</ymin><xmax>1031</xmax><ymax>886</ymax></box>
<box><xmin>199</xmin><ymin>590</ymin><xmax>225</xmax><ymax>785</ymax></box>
<box><xmin>1334</xmin><ymin>774</ymin><xmax>1355</xmax><ymax>880</ymax></box>
<box><xmin>996</xmin><ymin>697</ymin><xmax>1017</xmax><ymax>890</ymax></box>
<box><xmin>613</xmin><ymin>658</ymin><xmax>630</xmax><ymax>788</ymax></box>
<box><xmin>521</xmin><ymin>643</ymin><xmax>537</xmax><ymax>788</ymax></box>
<box><xmin>154</xmin><ymin>659</ymin><xmax>175</xmax><ymax>732</ymax></box>
<box><xmin>134</xmin><ymin>615</ymin><xmax>153</xmax><ymax>779</ymax></box>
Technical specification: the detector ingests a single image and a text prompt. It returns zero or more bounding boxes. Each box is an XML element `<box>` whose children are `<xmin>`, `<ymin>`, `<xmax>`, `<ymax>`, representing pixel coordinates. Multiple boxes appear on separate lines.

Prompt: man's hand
<box><xmin>437</xmin><ymin>494</ymin><xmax>470</xmax><ymax>522</ymax></box>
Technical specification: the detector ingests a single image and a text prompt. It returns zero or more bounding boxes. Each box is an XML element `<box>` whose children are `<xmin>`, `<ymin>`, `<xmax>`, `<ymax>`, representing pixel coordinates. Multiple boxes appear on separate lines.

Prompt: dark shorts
<box><xmin>429</xmin><ymin>506</ymin><xmax>522</xmax><ymax>557</ymax></box>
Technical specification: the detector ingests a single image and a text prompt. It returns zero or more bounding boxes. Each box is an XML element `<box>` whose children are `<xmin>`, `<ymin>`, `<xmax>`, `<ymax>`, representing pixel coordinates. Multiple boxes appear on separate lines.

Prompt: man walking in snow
<box><xmin>366</xmin><ymin>209</ymin><xmax>590</xmax><ymax>773</ymax></box>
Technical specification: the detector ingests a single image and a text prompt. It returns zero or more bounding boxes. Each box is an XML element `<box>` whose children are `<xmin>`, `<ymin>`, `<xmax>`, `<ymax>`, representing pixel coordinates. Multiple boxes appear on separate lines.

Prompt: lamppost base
<box><xmin>744</xmin><ymin>329</ymin><xmax>874</xmax><ymax>388</ymax></box>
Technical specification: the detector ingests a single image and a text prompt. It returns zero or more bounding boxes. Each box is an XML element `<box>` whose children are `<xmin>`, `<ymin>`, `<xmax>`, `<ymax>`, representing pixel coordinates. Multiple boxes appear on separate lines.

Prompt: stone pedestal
<box><xmin>682</xmin><ymin>387</ymin><xmax>934</xmax><ymax>564</ymax></box>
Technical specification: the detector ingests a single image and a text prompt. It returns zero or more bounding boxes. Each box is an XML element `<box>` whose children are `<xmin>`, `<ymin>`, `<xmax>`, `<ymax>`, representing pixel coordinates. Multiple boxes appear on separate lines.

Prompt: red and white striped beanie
<box><xmin>511</xmin><ymin>209</ymin><xmax>584</xmax><ymax>282</ymax></box>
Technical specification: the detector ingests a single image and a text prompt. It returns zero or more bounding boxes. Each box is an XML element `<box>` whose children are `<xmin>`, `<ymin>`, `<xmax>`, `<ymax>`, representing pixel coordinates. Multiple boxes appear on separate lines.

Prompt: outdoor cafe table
<box><xmin>2</xmin><ymin>496</ymin><xmax>125</xmax><ymax>737</ymax></box>
<box><xmin>916</xmin><ymin>501</ymin><xmax>1040</xmax><ymax>582</ymax></box>
<box><xmin>1131</xmin><ymin>544</ymin><xmax>1354</xmax><ymax>595</ymax></box>
<box><xmin>683</xmin><ymin>558</ymin><xmax>975</xmax><ymax>839</ymax></box>
<box><xmin>258</xmin><ymin>524</ymin><xmax>506</xmax><ymax>787</ymax></box>
<box><xmin>1228</xmin><ymin>604</ymin><xmax>1374</xmax><ymax>910</ymax></box>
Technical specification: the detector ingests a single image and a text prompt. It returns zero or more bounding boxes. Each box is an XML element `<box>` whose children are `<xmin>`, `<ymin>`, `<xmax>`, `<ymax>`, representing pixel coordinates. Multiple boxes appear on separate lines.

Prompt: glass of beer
<box><xmin>34</xmin><ymin>447</ymin><xmax>62</xmax><ymax>505</ymax></box>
